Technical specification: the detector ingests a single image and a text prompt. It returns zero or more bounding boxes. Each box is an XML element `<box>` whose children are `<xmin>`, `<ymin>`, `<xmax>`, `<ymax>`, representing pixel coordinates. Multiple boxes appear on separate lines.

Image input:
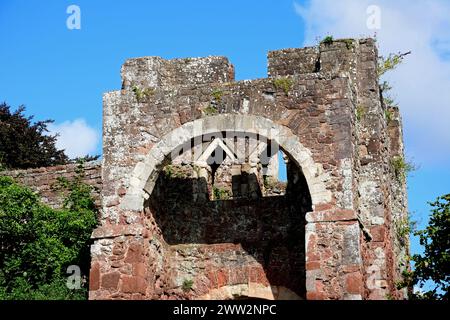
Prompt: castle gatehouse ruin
<box><xmin>3</xmin><ymin>38</ymin><xmax>409</xmax><ymax>300</ymax></box>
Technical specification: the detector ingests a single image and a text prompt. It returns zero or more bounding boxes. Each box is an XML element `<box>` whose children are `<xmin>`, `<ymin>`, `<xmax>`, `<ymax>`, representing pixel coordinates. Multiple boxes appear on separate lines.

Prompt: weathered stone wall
<box><xmin>1</xmin><ymin>161</ymin><xmax>102</xmax><ymax>208</ymax></box>
<box><xmin>351</xmin><ymin>41</ymin><xmax>409</xmax><ymax>299</ymax></box>
<box><xmin>387</xmin><ymin>107</ymin><xmax>409</xmax><ymax>299</ymax></box>
<box><xmin>89</xmin><ymin>38</ymin><xmax>408</xmax><ymax>300</ymax></box>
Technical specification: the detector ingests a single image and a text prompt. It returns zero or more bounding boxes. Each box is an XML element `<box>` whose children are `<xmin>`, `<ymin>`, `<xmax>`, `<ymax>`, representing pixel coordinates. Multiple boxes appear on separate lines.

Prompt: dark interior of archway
<box><xmin>145</xmin><ymin>150</ymin><xmax>312</xmax><ymax>299</ymax></box>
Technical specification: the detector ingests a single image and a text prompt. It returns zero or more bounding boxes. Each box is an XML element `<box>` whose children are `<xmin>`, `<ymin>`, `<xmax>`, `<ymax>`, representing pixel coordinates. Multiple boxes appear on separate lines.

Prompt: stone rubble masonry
<box><xmin>1</xmin><ymin>160</ymin><xmax>102</xmax><ymax>208</ymax></box>
<box><xmin>1</xmin><ymin>38</ymin><xmax>409</xmax><ymax>300</ymax></box>
<box><xmin>121</xmin><ymin>56</ymin><xmax>235</xmax><ymax>90</ymax></box>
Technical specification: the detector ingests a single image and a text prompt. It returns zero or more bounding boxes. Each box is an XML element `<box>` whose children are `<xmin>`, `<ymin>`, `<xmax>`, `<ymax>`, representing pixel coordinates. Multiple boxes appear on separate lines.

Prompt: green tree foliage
<box><xmin>0</xmin><ymin>103</ymin><xmax>68</xmax><ymax>169</ymax></box>
<box><xmin>0</xmin><ymin>164</ymin><xmax>97</xmax><ymax>300</ymax></box>
<box><xmin>399</xmin><ymin>194</ymin><xmax>450</xmax><ymax>300</ymax></box>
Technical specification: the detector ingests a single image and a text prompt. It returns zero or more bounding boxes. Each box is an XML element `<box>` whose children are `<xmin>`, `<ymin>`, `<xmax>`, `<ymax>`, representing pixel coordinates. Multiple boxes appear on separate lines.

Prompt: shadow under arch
<box><xmin>146</xmin><ymin>151</ymin><xmax>311</xmax><ymax>298</ymax></box>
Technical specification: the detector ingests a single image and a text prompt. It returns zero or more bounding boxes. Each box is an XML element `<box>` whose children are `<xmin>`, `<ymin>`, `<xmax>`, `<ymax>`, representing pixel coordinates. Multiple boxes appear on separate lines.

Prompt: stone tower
<box><xmin>89</xmin><ymin>38</ymin><xmax>409</xmax><ymax>300</ymax></box>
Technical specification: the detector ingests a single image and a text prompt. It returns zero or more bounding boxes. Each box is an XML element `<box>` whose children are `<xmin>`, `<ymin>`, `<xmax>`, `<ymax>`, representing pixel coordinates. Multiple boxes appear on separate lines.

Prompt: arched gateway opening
<box><xmin>118</xmin><ymin>115</ymin><xmax>330</xmax><ymax>300</ymax></box>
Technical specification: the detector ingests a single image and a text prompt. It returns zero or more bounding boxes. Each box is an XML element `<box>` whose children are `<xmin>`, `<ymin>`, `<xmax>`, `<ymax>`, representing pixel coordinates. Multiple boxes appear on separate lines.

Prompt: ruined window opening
<box><xmin>278</xmin><ymin>150</ymin><xmax>287</xmax><ymax>182</ymax></box>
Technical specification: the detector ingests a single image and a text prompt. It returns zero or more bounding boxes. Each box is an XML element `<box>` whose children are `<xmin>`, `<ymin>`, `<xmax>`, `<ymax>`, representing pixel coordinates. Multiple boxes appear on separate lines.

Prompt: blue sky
<box><xmin>1</xmin><ymin>0</ymin><xmax>449</xmax><ymax>261</ymax></box>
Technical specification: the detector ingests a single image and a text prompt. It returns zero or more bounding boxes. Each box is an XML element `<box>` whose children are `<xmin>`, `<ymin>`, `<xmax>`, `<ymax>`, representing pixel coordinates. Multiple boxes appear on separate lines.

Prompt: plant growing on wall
<box><xmin>203</xmin><ymin>104</ymin><xmax>218</xmax><ymax>116</ymax></box>
<box><xmin>321</xmin><ymin>35</ymin><xmax>334</xmax><ymax>45</ymax></box>
<box><xmin>356</xmin><ymin>105</ymin><xmax>366</xmax><ymax>121</ymax></box>
<box><xmin>211</xmin><ymin>90</ymin><xmax>223</xmax><ymax>102</ymax></box>
<box><xmin>182</xmin><ymin>279</ymin><xmax>194</xmax><ymax>292</ymax></box>
<box><xmin>391</xmin><ymin>156</ymin><xmax>416</xmax><ymax>182</ymax></box>
<box><xmin>377</xmin><ymin>52</ymin><xmax>410</xmax><ymax>107</ymax></box>
<box><xmin>132</xmin><ymin>85</ymin><xmax>154</xmax><ymax>103</ymax></box>
<box><xmin>385</xmin><ymin>109</ymin><xmax>394</xmax><ymax>122</ymax></box>
<box><xmin>395</xmin><ymin>214</ymin><xmax>416</xmax><ymax>246</ymax></box>
<box><xmin>213</xmin><ymin>186</ymin><xmax>230</xmax><ymax>200</ymax></box>
<box><xmin>273</xmin><ymin>77</ymin><xmax>293</xmax><ymax>95</ymax></box>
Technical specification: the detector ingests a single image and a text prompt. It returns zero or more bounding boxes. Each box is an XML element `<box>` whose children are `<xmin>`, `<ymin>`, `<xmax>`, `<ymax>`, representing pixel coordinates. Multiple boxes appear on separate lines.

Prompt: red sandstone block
<box><xmin>306</xmin><ymin>248</ymin><xmax>320</xmax><ymax>262</ymax></box>
<box><xmin>336</xmin><ymin>220</ymin><xmax>357</xmax><ymax>226</ymax></box>
<box><xmin>249</xmin><ymin>266</ymin><xmax>269</xmax><ymax>286</ymax></box>
<box><xmin>212</xmin><ymin>243</ymin><xmax>239</xmax><ymax>253</ymax></box>
<box><xmin>345</xmin><ymin>272</ymin><xmax>363</xmax><ymax>294</ymax></box>
<box><xmin>207</xmin><ymin>270</ymin><xmax>218</xmax><ymax>288</ymax></box>
<box><xmin>229</xmin><ymin>267</ymin><xmax>248</xmax><ymax>285</ymax></box>
<box><xmin>306</xmin><ymin>291</ymin><xmax>324</xmax><ymax>300</ymax></box>
<box><xmin>193</xmin><ymin>277</ymin><xmax>210</xmax><ymax>296</ymax></box>
<box><xmin>248</xmin><ymin>266</ymin><xmax>259</xmax><ymax>283</ymax></box>
<box><xmin>124</xmin><ymin>242</ymin><xmax>144</xmax><ymax>263</ymax></box>
<box><xmin>315</xmin><ymin>280</ymin><xmax>325</xmax><ymax>292</ymax></box>
<box><xmin>216</xmin><ymin>269</ymin><xmax>228</xmax><ymax>288</ymax></box>
<box><xmin>121</xmin><ymin>276</ymin><xmax>146</xmax><ymax>294</ymax></box>
<box><xmin>136</xmin><ymin>277</ymin><xmax>148</xmax><ymax>294</ymax></box>
<box><xmin>370</xmin><ymin>225</ymin><xmax>385</xmax><ymax>242</ymax></box>
<box><xmin>101</xmin><ymin>272</ymin><xmax>121</xmax><ymax>290</ymax></box>
<box><xmin>314</xmin><ymin>203</ymin><xmax>334</xmax><ymax>211</ymax></box>
<box><xmin>133</xmin><ymin>263</ymin><xmax>147</xmax><ymax>278</ymax></box>
<box><xmin>342</xmin><ymin>264</ymin><xmax>360</xmax><ymax>273</ymax></box>
<box><xmin>89</xmin><ymin>262</ymin><xmax>100</xmax><ymax>291</ymax></box>
<box><xmin>306</xmin><ymin>261</ymin><xmax>321</xmax><ymax>270</ymax></box>
<box><xmin>121</xmin><ymin>276</ymin><xmax>135</xmax><ymax>293</ymax></box>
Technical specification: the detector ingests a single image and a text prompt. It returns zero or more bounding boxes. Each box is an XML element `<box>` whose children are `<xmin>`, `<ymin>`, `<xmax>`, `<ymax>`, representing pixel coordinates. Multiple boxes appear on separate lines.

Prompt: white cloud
<box><xmin>48</xmin><ymin>119</ymin><xmax>100</xmax><ymax>159</ymax></box>
<box><xmin>294</xmin><ymin>0</ymin><xmax>450</xmax><ymax>166</ymax></box>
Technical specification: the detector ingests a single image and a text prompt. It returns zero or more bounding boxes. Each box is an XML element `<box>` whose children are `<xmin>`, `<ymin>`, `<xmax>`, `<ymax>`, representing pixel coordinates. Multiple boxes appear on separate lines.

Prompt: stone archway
<box><xmin>120</xmin><ymin>114</ymin><xmax>331</xmax><ymax>212</ymax></box>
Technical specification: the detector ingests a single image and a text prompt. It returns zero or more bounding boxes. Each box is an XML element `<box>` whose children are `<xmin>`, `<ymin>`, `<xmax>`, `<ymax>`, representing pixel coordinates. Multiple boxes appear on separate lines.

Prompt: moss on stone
<box><xmin>203</xmin><ymin>104</ymin><xmax>218</xmax><ymax>116</ymax></box>
<box><xmin>356</xmin><ymin>105</ymin><xmax>366</xmax><ymax>121</ymax></box>
<box><xmin>132</xmin><ymin>85</ymin><xmax>155</xmax><ymax>103</ymax></box>
<box><xmin>182</xmin><ymin>279</ymin><xmax>193</xmax><ymax>291</ymax></box>
<box><xmin>273</xmin><ymin>77</ymin><xmax>293</xmax><ymax>95</ymax></box>
<box><xmin>213</xmin><ymin>186</ymin><xmax>230</xmax><ymax>200</ymax></box>
<box><xmin>341</xmin><ymin>38</ymin><xmax>355</xmax><ymax>50</ymax></box>
<box><xmin>212</xmin><ymin>89</ymin><xmax>224</xmax><ymax>102</ymax></box>
<box><xmin>320</xmin><ymin>35</ymin><xmax>334</xmax><ymax>45</ymax></box>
